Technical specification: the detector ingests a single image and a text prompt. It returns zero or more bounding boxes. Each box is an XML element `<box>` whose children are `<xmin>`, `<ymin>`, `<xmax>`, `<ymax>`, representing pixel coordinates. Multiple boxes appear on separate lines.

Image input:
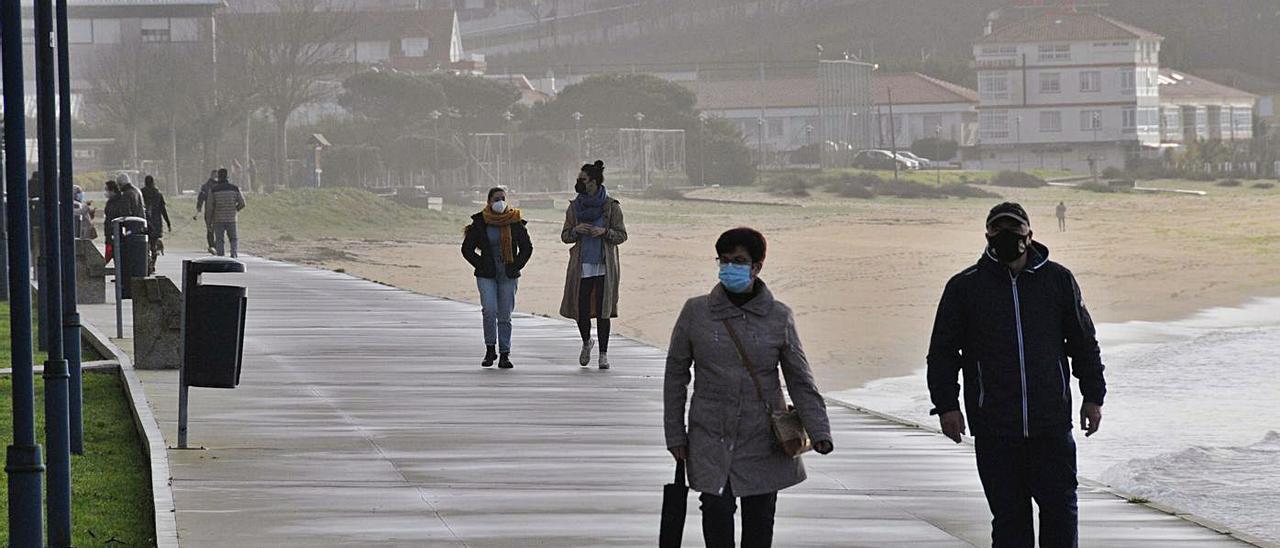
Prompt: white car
<box><xmin>896</xmin><ymin>151</ymin><xmax>932</xmax><ymax>169</ymax></box>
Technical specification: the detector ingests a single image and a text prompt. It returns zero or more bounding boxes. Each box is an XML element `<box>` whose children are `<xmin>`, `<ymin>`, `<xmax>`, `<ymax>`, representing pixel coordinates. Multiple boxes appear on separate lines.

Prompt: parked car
<box><xmin>896</xmin><ymin>151</ymin><xmax>932</xmax><ymax>169</ymax></box>
<box><xmin>853</xmin><ymin>149</ymin><xmax>919</xmax><ymax>171</ymax></box>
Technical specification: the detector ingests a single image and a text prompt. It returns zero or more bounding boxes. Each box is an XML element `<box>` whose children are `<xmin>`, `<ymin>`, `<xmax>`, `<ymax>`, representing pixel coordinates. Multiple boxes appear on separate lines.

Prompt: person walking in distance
<box><xmin>208</xmin><ymin>168</ymin><xmax>246</xmax><ymax>258</ymax></box>
<box><xmin>927</xmin><ymin>202</ymin><xmax>1106</xmax><ymax>548</ymax></box>
<box><xmin>196</xmin><ymin>169</ymin><xmax>218</xmax><ymax>254</ymax></box>
<box><xmin>461</xmin><ymin>187</ymin><xmax>533</xmax><ymax>369</ymax></box>
<box><xmin>141</xmin><ymin>175</ymin><xmax>172</xmax><ymax>274</ymax></box>
<box><xmin>560</xmin><ymin>161</ymin><xmax>627</xmax><ymax>370</ymax></box>
<box><xmin>665</xmin><ymin>227</ymin><xmax>834</xmax><ymax>547</ymax></box>
<box><xmin>1055</xmin><ymin>201</ymin><xmax>1067</xmax><ymax>232</ymax></box>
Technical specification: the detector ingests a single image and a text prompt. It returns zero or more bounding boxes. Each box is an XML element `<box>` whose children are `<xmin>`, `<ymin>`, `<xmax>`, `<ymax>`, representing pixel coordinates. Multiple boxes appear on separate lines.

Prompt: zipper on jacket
<box><xmin>1010</xmin><ymin>273</ymin><xmax>1029</xmax><ymax>438</ymax></box>
<box><xmin>976</xmin><ymin>360</ymin><xmax>985</xmax><ymax>408</ymax></box>
<box><xmin>1058</xmin><ymin>358</ymin><xmax>1067</xmax><ymax>399</ymax></box>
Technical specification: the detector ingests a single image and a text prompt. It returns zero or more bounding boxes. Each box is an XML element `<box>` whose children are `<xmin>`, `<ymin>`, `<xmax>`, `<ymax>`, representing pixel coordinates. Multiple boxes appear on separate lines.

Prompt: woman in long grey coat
<box><xmin>560</xmin><ymin>161</ymin><xmax>627</xmax><ymax>370</ymax></box>
<box><xmin>665</xmin><ymin>227</ymin><xmax>833</xmax><ymax>548</ymax></box>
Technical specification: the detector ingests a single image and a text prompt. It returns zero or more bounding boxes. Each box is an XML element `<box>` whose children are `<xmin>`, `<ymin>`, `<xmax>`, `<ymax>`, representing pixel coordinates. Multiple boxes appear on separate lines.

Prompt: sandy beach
<box><xmin>184</xmin><ymin>179</ymin><xmax>1280</xmax><ymax>392</ymax></box>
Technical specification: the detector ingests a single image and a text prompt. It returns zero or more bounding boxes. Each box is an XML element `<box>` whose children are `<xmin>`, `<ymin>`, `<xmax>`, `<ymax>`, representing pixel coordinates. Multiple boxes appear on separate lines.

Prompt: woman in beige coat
<box><xmin>665</xmin><ymin>227</ymin><xmax>833</xmax><ymax>547</ymax></box>
<box><xmin>560</xmin><ymin>161</ymin><xmax>627</xmax><ymax>369</ymax></box>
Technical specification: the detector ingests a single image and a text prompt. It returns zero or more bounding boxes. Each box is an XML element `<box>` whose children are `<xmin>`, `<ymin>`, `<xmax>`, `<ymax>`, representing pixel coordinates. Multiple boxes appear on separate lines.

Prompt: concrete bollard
<box><xmin>132</xmin><ymin>276</ymin><xmax>183</xmax><ymax>370</ymax></box>
<box><xmin>75</xmin><ymin>238</ymin><xmax>107</xmax><ymax>304</ymax></box>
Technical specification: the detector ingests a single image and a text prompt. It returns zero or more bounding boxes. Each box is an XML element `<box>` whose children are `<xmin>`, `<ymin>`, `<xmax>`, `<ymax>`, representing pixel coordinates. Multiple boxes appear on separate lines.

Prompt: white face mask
<box><xmin>491</xmin><ymin>200</ymin><xmax>507</xmax><ymax>214</ymax></box>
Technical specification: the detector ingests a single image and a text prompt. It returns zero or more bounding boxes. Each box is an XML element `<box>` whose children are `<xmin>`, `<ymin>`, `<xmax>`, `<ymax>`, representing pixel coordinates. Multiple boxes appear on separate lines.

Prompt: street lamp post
<box><xmin>1091</xmin><ymin>112</ymin><xmax>1101</xmax><ymax>182</ymax></box>
<box><xmin>804</xmin><ymin>124</ymin><xmax>814</xmax><ymax>167</ymax></box>
<box><xmin>935</xmin><ymin>124</ymin><xmax>943</xmax><ymax>185</ymax></box>
<box><xmin>756</xmin><ymin>117</ymin><xmax>765</xmax><ymax>168</ymax></box>
<box><xmin>503</xmin><ymin>110</ymin><xmax>515</xmax><ymax>189</ymax></box>
<box><xmin>634</xmin><ymin>112</ymin><xmax>648</xmax><ymax>187</ymax></box>
<box><xmin>1015</xmin><ymin>115</ymin><xmax>1023</xmax><ymax>172</ymax></box>
<box><xmin>697</xmin><ymin>112</ymin><xmax>708</xmax><ymax>186</ymax></box>
<box><xmin>572</xmin><ymin>111</ymin><xmax>583</xmax><ymax>158</ymax></box>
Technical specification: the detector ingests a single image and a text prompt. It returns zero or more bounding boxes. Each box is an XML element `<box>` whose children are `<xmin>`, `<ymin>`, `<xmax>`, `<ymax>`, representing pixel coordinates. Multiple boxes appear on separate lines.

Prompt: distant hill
<box><xmin>488</xmin><ymin>0</ymin><xmax>1280</xmax><ymax>87</ymax></box>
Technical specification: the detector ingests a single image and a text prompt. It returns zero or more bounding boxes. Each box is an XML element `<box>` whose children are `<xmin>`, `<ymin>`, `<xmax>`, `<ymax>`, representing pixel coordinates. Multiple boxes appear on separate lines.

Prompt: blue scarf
<box><xmin>574</xmin><ymin>186</ymin><xmax>609</xmax><ymax>265</ymax></box>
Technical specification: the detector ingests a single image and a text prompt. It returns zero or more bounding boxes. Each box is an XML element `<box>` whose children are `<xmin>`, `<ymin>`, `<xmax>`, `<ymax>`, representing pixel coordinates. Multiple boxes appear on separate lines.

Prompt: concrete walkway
<box><xmin>81</xmin><ymin>254</ymin><xmax>1254</xmax><ymax>547</ymax></box>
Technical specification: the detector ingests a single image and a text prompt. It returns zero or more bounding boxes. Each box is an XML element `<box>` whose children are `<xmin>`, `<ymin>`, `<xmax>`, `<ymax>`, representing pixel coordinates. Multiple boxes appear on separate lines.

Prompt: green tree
<box><xmin>425</xmin><ymin>74</ymin><xmax>522</xmax><ymax>133</ymax></box>
<box><xmin>338</xmin><ymin>70</ymin><xmax>447</xmax><ymax>137</ymax></box>
<box><xmin>515</xmin><ymin>134</ymin><xmax>576</xmax><ymax>189</ymax></box>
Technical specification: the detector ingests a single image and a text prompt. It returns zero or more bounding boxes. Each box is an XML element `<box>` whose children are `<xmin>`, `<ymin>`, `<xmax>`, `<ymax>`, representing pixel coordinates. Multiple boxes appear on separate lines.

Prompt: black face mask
<box><xmin>987</xmin><ymin>230</ymin><xmax>1029</xmax><ymax>263</ymax></box>
<box><xmin>574</xmin><ymin>180</ymin><xmax>586</xmax><ymax>194</ymax></box>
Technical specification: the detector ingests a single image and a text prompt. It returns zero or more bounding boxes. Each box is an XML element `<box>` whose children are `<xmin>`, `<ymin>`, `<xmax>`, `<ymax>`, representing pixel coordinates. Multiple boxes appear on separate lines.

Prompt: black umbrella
<box><xmin>659</xmin><ymin>460</ymin><xmax>688</xmax><ymax>548</ymax></box>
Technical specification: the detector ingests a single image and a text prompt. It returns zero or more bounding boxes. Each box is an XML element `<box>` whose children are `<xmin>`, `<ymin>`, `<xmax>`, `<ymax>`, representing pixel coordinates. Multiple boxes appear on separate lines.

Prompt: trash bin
<box><xmin>181</xmin><ymin>257</ymin><xmax>247</xmax><ymax>389</ymax></box>
<box><xmin>115</xmin><ymin>216</ymin><xmax>148</xmax><ymax>299</ymax></box>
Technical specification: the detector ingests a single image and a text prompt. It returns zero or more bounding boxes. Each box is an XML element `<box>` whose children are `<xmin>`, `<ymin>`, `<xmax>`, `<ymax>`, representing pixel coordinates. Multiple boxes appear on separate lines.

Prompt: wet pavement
<box><xmin>79</xmin><ymin>254</ymin><xmax>1256</xmax><ymax>547</ymax></box>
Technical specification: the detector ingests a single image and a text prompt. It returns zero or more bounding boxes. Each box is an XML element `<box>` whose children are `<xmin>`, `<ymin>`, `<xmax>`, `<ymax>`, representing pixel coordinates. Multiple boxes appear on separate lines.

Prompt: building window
<box><xmin>1120</xmin><ymin>68</ymin><xmax>1136</xmax><ymax>94</ymax></box>
<box><xmin>1039</xmin><ymin>72</ymin><xmax>1061</xmax><ymax>94</ymax></box>
<box><xmin>979</xmin><ymin>45</ymin><xmax>1017</xmax><ymax>57</ymax></box>
<box><xmin>355</xmin><ymin>41</ymin><xmax>391</xmax><ymax>63</ymax></box>
<box><xmin>93</xmin><ymin>19</ymin><xmax>120</xmax><ymax>44</ymax></box>
<box><xmin>141</xmin><ymin>18</ymin><xmax>170</xmax><ymax>42</ymax></box>
<box><xmin>1162</xmin><ymin>107</ymin><xmax>1181</xmax><ymax>137</ymax></box>
<box><xmin>1138</xmin><ymin>107</ymin><xmax>1159</xmax><ymax>134</ymax></box>
<box><xmin>401</xmin><ymin>37</ymin><xmax>430</xmax><ymax>57</ymax></box>
<box><xmin>1081</xmin><ymin>110</ymin><xmax>1103</xmax><ymax>131</ymax></box>
<box><xmin>1231</xmin><ymin>107</ymin><xmax>1253</xmax><ymax>137</ymax></box>
<box><xmin>1122</xmin><ymin>107</ymin><xmax>1137</xmax><ymax>133</ymax></box>
<box><xmin>980</xmin><ymin>110</ymin><xmax>1009</xmax><ymax>140</ymax></box>
<box><xmin>1040</xmin><ymin>111</ymin><xmax>1061</xmax><ymax>132</ymax></box>
<box><xmin>73</xmin><ymin>149</ymin><xmax>96</xmax><ymax>159</ymax></box>
<box><xmin>979</xmin><ymin>72</ymin><xmax>1010</xmax><ymax>101</ymax></box>
<box><xmin>170</xmin><ymin>18</ymin><xmax>199</xmax><ymax>42</ymax></box>
<box><xmin>1080</xmin><ymin>71</ymin><xmax>1101</xmax><ymax>93</ymax></box>
<box><xmin>768</xmin><ymin>118</ymin><xmax>784</xmax><ymax>138</ymax></box>
<box><xmin>922</xmin><ymin>114</ymin><xmax>943</xmax><ymax>135</ymax></box>
<box><xmin>1137</xmin><ymin>67</ymin><xmax>1158</xmax><ymax>97</ymax></box>
<box><xmin>1037</xmin><ymin>44</ymin><xmax>1070</xmax><ymax>61</ymax></box>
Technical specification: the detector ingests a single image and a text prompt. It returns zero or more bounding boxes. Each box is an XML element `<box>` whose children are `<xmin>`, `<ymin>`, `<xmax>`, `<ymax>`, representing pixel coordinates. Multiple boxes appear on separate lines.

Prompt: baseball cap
<box><xmin>986</xmin><ymin>202</ymin><xmax>1030</xmax><ymax>228</ymax></box>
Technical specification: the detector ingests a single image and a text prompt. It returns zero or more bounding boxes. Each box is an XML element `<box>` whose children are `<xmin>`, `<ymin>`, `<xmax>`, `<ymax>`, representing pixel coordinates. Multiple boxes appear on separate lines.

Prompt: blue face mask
<box><xmin>718</xmin><ymin>263</ymin><xmax>754</xmax><ymax>293</ymax></box>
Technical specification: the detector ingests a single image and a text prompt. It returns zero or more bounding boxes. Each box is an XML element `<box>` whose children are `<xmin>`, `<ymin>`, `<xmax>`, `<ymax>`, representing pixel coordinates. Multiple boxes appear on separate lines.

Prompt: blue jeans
<box><xmin>976</xmin><ymin>431</ymin><xmax>1079</xmax><ymax>548</ymax></box>
<box><xmin>477</xmin><ymin>272</ymin><xmax>518</xmax><ymax>353</ymax></box>
<box><xmin>213</xmin><ymin>222</ymin><xmax>238</xmax><ymax>258</ymax></box>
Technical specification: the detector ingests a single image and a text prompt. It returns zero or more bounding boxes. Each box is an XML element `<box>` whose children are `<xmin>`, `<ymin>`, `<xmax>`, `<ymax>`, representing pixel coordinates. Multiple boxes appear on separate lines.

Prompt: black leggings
<box><xmin>577</xmin><ymin>275</ymin><xmax>611</xmax><ymax>352</ymax></box>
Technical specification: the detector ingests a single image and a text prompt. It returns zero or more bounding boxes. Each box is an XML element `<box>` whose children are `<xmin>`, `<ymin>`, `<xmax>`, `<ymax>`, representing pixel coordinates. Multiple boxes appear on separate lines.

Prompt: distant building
<box><xmin>1186</xmin><ymin>68</ymin><xmax>1280</xmax><ymax>128</ymax></box>
<box><xmin>1157</xmin><ymin>69</ymin><xmax>1255</xmax><ymax>146</ymax></box>
<box><xmin>681</xmin><ymin>72</ymin><xmax>977</xmax><ymax>156</ymax></box>
<box><xmin>972</xmin><ymin>10</ymin><xmax>1164</xmax><ymax>172</ymax></box>
<box><xmin>483</xmin><ymin>73</ymin><xmax>551</xmax><ymax>106</ymax></box>
<box><xmin>18</xmin><ymin>0</ymin><xmax>222</xmax><ymax>95</ymax></box>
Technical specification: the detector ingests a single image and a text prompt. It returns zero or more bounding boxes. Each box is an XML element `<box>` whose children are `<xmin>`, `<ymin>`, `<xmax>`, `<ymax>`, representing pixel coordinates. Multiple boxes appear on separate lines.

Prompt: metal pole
<box><xmin>34</xmin><ymin>0</ymin><xmax>72</xmax><ymax>538</ymax></box>
<box><xmin>115</xmin><ymin>220</ymin><xmax>123</xmax><ymax>338</ymax></box>
<box><xmin>3</xmin><ymin>0</ymin><xmax>47</xmax><ymax>540</ymax></box>
<box><xmin>55</xmin><ymin>0</ymin><xmax>84</xmax><ymax>456</ymax></box>
<box><xmin>887</xmin><ymin>88</ymin><xmax>899</xmax><ymax>181</ymax></box>
<box><xmin>178</xmin><ymin>260</ymin><xmax>189</xmax><ymax>448</ymax></box>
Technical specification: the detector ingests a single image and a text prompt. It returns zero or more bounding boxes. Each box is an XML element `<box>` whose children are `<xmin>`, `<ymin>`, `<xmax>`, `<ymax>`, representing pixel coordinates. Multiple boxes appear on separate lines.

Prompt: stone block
<box><xmin>132</xmin><ymin>276</ymin><xmax>182</xmax><ymax>370</ymax></box>
<box><xmin>76</xmin><ymin>239</ymin><xmax>107</xmax><ymax>304</ymax></box>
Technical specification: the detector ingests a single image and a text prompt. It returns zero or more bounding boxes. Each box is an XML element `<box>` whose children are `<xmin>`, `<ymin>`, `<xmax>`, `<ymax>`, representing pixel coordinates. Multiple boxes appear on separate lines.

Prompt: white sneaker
<box><xmin>598</xmin><ymin>353</ymin><xmax>610</xmax><ymax>370</ymax></box>
<box><xmin>579</xmin><ymin>338</ymin><xmax>595</xmax><ymax>366</ymax></box>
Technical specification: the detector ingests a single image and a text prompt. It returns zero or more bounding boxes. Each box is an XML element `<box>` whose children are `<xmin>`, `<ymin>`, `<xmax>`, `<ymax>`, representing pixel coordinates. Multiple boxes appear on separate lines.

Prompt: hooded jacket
<box><xmin>926</xmin><ymin>241</ymin><xmax>1106</xmax><ymax>438</ymax></box>
<box><xmin>461</xmin><ymin>212</ymin><xmax>533</xmax><ymax>279</ymax></box>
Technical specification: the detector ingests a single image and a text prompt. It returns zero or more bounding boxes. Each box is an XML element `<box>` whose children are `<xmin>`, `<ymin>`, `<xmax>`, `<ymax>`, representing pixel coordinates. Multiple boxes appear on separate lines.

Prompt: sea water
<box><xmin>831</xmin><ymin>297</ymin><xmax>1280</xmax><ymax>543</ymax></box>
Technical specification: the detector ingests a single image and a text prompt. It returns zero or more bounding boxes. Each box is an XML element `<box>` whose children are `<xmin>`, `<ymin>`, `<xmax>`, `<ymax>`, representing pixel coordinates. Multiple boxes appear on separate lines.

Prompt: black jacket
<box><xmin>461</xmin><ymin>213</ymin><xmax>533</xmax><ymax>279</ymax></box>
<box><xmin>927</xmin><ymin>241</ymin><xmax>1106</xmax><ymax>438</ymax></box>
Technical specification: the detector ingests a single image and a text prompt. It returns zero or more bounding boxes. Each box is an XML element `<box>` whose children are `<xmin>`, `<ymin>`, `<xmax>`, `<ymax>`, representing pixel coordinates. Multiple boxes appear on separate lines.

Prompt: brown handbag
<box><xmin>721</xmin><ymin>319</ymin><xmax>812</xmax><ymax>458</ymax></box>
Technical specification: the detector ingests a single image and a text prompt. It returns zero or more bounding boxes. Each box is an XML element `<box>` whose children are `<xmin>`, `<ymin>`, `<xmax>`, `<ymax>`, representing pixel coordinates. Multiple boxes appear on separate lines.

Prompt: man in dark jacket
<box><xmin>208</xmin><ymin>168</ymin><xmax>246</xmax><ymax>258</ymax></box>
<box><xmin>927</xmin><ymin>202</ymin><xmax>1105</xmax><ymax>548</ymax></box>
<box><xmin>195</xmin><ymin>170</ymin><xmax>218</xmax><ymax>254</ymax></box>
<box><xmin>141</xmin><ymin>175</ymin><xmax>172</xmax><ymax>274</ymax></box>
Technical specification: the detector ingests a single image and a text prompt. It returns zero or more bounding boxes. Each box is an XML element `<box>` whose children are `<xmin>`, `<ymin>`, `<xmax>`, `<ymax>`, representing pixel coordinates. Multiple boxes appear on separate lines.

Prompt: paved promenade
<box><xmin>80</xmin><ymin>254</ymin><xmax>1254</xmax><ymax>547</ymax></box>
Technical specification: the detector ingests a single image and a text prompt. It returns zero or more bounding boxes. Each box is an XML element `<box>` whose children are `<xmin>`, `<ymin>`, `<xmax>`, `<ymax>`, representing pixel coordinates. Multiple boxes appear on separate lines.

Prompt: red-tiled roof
<box><xmin>977</xmin><ymin>11</ymin><xmax>1162</xmax><ymax>44</ymax></box>
<box><xmin>873</xmin><ymin>73</ymin><xmax>979</xmax><ymax>105</ymax></box>
<box><xmin>1158</xmin><ymin>69</ymin><xmax>1256</xmax><ymax>102</ymax></box>
<box><xmin>684</xmin><ymin>73</ymin><xmax>976</xmax><ymax>110</ymax></box>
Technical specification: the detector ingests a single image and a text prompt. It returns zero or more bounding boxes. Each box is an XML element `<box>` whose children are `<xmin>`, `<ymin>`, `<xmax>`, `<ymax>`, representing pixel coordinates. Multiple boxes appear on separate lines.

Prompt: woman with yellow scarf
<box><xmin>462</xmin><ymin>188</ymin><xmax>533</xmax><ymax>369</ymax></box>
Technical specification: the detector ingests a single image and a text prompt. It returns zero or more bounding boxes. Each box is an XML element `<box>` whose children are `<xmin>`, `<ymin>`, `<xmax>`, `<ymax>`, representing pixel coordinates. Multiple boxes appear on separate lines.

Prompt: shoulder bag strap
<box><xmin>720</xmin><ymin>319</ymin><xmax>774</xmax><ymax>415</ymax></box>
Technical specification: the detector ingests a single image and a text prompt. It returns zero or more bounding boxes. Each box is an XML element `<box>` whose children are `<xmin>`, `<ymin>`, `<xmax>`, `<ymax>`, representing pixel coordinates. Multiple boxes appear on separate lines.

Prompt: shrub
<box><xmin>876</xmin><ymin>179</ymin><xmax>946</xmax><ymax>199</ymax></box>
<box><xmin>940</xmin><ymin>184</ymin><xmax>1000</xmax><ymax>199</ymax></box>
<box><xmin>1101</xmin><ymin>166</ymin><xmax>1126</xmax><ymax>179</ymax></box>
<box><xmin>910</xmin><ymin>138</ymin><xmax>958</xmax><ymax>161</ymax></box>
<box><xmin>990</xmin><ymin>171</ymin><xmax>1047</xmax><ymax>188</ymax></box>
<box><xmin>766</xmin><ymin>174</ymin><xmax>810</xmax><ymax>197</ymax></box>
<box><xmin>1250</xmin><ymin>182</ymin><xmax>1274</xmax><ymax>189</ymax></box>
<box><xmin>1078</xmin><ymin>181</ymin><xmax>1118</xmax><ymax>193</ymax></box>
<box><xmin>825</xmin><ymin>172</ymin><xmax>882</xmax><ymax>199</ymax></box>
<box><xmin>1216</xmin><ymin>179</ymin><xmax>1242</xmax><ymax>187</ymax></box>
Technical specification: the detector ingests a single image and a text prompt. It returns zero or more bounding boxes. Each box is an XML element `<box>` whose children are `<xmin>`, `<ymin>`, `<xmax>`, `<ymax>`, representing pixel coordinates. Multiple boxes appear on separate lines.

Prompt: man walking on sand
<box><xmin>927</xmin><ymin>202</ymin><xmax>1106</xmax><ymax>548</ymax></box>
<box><xmin>1056</xmin><ymin>201</ymin><xmax>1067</xmax><ymax>232</ymax></box>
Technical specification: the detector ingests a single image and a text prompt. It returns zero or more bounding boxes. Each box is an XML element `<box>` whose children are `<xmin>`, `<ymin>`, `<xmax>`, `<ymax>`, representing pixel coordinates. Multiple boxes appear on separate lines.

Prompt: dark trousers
<box><xmin>975</xmin><ymin>431</ymin><xmax>1079</xmax><ymax>548</ymax></box>
<box><xmin>205</xmin><ymin>221</ymin><xmax>215</xmax><ymax>250</ymax></box>
<box><xmin>576</xmin><ymin>275</ymin><xmax>610</xmax><ymax>352</ymax></box>
<box><xmin>699</xmin><ymin>481</ymin><xmax>778</xmax><ymax>548</ymax></box>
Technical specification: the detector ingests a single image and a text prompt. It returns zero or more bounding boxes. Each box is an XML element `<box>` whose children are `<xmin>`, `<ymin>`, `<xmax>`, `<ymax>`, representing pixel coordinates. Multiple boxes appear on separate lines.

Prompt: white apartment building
<box><xmin>1157</xmin><ymin>69</ymin><xmax>1255</xmax><ymax>146</ymax></box>
<box><xmin>972</xmin><ymin>11</ymin><xmax>1163</xmax><ymax>172</ymax></box>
